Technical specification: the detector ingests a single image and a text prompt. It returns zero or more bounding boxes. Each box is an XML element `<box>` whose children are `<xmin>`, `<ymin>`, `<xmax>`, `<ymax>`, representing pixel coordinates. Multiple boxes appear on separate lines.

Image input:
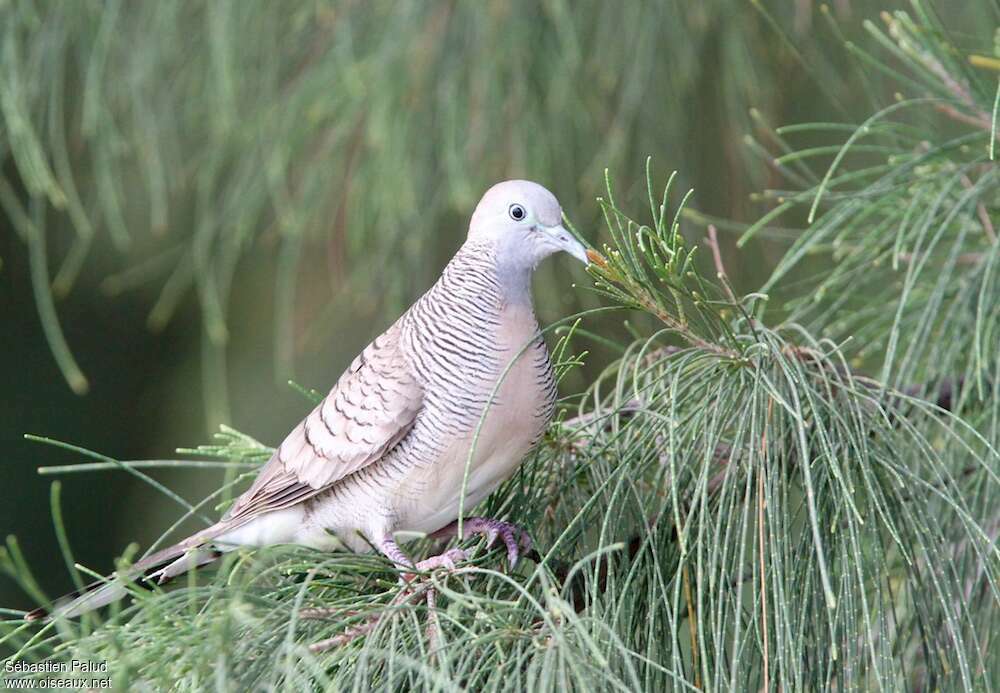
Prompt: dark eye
<box><xmin>508</xmin><ymin>204</ymin><xmax>526</xmax><ymax>221</ymax></box>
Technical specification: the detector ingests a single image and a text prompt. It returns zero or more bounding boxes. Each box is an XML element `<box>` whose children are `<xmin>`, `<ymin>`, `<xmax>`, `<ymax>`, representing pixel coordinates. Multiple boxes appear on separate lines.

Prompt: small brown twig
<box><xmin>682</xmin><ymin>562</ymin><xmax>701</xmax><ymax>689</ymax></box>
<box><xmin>905</xmin><ymin>36</ymin><xmax>1000</xmax><ymax>147</ymax></box>
<box><xmin>305</xmin><ymin>567</ymin><xmax>470</xmax><ymax>654</ymax></box>
<box><xmin>932</xmin><ymin>103</ymin><xmax>997</xmax><ymax>139</ymax></box>
<box><xmin>909</xmin><ymin>141</ymin><xmax>996</xmax><ymax>242</ymax></box>
<box><xmin>959</xmin><ymin>173</ymin><xmax>997</xmax><ymax>245</ymax></box>
<box><xmin>305</xmin><ymin>584</ymin><xmax>428</xmax><ymax>653</ymax></box>
<box><xmin>758</xmin><ymin>398</ymin><xmax>773</xmax><ymax>693</ymax></box>
<box><xmin>897</xmin><ymin>252</ymin><xmax>988</xmax><ymax>267</ymax></box>
<box><xmin>706</xmin><ymin>225</ymin><xmax>738</xmax><ymax>304</ymax></box>
<box><xmin>587</xmin><ymin>249</ymin><xmax>739</xmax><ymax>359</ymax></box>
<box><xmin>307</xmin><ymin>614</ymin><xmax>384</xmax><ymax>653</ymax></box>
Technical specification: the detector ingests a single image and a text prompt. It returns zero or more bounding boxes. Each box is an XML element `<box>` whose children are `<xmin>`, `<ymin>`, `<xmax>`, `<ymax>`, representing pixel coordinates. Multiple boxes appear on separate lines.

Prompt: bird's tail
<box><xmin>24</xmin><ymin>524</ymin><xmax>227</xmax><ymax>622</ymax></box>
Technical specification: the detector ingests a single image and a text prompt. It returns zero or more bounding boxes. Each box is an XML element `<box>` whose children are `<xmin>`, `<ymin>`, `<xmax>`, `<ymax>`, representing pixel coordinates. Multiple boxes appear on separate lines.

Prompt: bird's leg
<box><xmin>430</xmin><ymin>517</ymin><xmax>533</xmax><ymax>568</ymax></box>
<box><xmin>378</xmin><ymin>535</ymin><xmax>467</xmax><ymax>583</ymax></box>
<box><xmin>378</xmin><ymin>535</ymin><xmax>415</xmax><ymax>572</ymax></box>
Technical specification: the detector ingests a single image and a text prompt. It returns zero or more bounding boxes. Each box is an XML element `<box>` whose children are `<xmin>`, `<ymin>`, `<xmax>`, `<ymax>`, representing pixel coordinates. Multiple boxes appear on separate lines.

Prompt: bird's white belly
<box><xmin>397</xmin><ymin>435</ymin><xmax>531</xmax><ymax>535</ymax></box>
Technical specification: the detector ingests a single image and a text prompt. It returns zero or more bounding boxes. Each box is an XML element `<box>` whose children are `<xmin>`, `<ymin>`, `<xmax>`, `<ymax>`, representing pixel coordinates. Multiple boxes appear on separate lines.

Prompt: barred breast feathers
<box><xmin>394</xmin><ymin>239</ymin><xmax>553</xmax><ymax>441</ymax></box>
<box><xmin>402</xmin><ymin>241</ymin><xmax>504</xmax><ymax>422</ymax></box>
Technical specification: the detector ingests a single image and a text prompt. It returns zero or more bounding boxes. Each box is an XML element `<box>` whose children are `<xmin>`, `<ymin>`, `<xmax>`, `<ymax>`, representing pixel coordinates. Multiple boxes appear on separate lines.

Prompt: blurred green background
<box><xmin>0</xmin><ymin>0</ymin><xmax>992</xmax><ymax>614</ymax></box>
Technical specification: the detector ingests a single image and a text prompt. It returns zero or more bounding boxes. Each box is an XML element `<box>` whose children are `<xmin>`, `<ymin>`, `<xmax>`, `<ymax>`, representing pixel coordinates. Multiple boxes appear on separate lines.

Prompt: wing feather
<box><xmin>223</xmin><ymin>322</ymin><xmax>422</xmax><ymax>524</ymax></box>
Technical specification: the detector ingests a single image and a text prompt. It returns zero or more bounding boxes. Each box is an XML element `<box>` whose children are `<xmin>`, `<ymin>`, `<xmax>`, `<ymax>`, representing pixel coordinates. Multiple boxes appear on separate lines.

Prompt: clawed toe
<box><xmin>482</xmin><ymin>528</ymin><xmax>500</xmax><ymax>548</ymax></box>
<box><xmin>462</xmin><ymin>518</ymin><xmax>533</xmax><ymax>569</ymax></box>
<box><xmin>498</xmin><ymin>527</ymin><xmax>519</xmax><ymax>567</ymax></box>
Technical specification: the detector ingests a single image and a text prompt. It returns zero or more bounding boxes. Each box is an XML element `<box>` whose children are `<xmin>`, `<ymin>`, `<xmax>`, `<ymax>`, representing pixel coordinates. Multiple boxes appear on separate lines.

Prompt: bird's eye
<box><xmin>508</xmin><ymin>204</ymin><xmax>526</xmax><ymax>221</ymax></box>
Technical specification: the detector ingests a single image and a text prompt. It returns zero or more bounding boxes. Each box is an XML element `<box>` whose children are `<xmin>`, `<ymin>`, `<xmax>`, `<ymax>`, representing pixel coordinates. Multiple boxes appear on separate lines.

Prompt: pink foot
<box><xmin>402</xmin><ymin>548</ymin><xmax>468</xmax><ymax>583</ymax></box>
<box><xmin>432</xmin><ymin>517</ymin><xmax>533</xmax><ymax>568</ymax></box>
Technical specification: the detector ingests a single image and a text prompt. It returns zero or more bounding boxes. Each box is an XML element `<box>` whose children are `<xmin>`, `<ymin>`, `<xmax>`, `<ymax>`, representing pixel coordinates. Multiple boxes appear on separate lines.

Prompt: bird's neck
<box><xmin>445</xmin><ymin>239</ymin><xmax>537</xmax><ymax>313</ymax></box>
<box><xmin>490</xmin><ymin>243</ymin><xmax>536</xmax><ymax>309</ymax></box>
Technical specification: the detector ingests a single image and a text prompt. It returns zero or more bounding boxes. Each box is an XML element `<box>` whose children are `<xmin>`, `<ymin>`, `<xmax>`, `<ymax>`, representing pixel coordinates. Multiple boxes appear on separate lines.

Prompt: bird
<box><xmin>26</xmin><ymin>179</ymin><xmax>588</xmax><ymax>622</ymax></box>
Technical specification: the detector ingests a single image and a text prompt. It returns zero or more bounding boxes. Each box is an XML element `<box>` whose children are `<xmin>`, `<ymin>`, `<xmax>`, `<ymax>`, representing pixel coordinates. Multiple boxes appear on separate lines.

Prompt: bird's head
<box><xmin>467</xmin><ymin>180</ymin><xmax>588</xmax><ymax>269</ymax></box>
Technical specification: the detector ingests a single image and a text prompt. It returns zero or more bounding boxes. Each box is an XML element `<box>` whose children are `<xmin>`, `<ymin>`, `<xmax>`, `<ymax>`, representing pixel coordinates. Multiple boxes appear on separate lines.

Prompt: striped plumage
<box><xmin>297</xmin><ymin>238</ymin><xmax>559</xmax><ymax>550</ymax></box>
<box><xmin>27</xmin><ymin>180</ymin><xmax>586</xmax><ymax>622</ymax></box>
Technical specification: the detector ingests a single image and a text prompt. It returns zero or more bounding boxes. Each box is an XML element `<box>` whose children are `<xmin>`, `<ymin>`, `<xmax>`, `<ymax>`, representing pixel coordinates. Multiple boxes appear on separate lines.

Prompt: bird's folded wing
<box><xmin>223</xmin><ymin>322</ymin><xmax>423</xmax><ymax>524</ymax></box>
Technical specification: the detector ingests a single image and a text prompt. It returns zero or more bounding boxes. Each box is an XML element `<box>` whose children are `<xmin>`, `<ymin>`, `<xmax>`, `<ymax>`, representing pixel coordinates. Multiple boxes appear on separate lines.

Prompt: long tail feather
<box><xmin>25</xmin><ymin>525</ymin><xmax>226</xmax><ymax>622</ymax></box>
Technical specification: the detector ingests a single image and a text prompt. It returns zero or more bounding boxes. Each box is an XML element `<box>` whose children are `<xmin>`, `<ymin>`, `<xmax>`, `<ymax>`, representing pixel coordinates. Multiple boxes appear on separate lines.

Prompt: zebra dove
<box><xmin>27</xmin><ymin>179</ymin><xmax>587</xmax><ymax>622</ymax></box>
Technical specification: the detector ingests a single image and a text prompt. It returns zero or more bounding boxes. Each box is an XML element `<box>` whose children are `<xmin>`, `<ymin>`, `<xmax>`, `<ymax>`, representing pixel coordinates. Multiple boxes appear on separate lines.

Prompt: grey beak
<box><xmin>543</xmin><ymin>224</ymin><xmax>589</xmax><ymax>265</ymax></box>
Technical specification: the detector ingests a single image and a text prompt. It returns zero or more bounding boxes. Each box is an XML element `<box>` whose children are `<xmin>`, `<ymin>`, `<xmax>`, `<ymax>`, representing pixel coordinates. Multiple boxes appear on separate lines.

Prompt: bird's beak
<box><xmin>543</xmin><ymin>224</ymin><xmax>589</xmax><ymax>265</ymax></box>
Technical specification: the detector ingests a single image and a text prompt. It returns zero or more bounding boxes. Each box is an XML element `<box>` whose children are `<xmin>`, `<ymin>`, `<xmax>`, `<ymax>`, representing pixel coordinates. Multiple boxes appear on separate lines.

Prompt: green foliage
<box><xmin>3</xmin><ymin>0</ymin><xmax>972</xmax><ymax>412</ymax></box>
<box><xmin>3</xmin><ymin>2</ymin><xmax>1000</xmax><ymax>691</ymax></box>
<box><xmin>744</xmin><ymin>8</ymin><xmax>1000</xmax><ymax>392</ymax></box>
<box><xmin>3</xmin><ymin>163</ymin><xmax>998</xmax><ymax>690</ymax></box>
